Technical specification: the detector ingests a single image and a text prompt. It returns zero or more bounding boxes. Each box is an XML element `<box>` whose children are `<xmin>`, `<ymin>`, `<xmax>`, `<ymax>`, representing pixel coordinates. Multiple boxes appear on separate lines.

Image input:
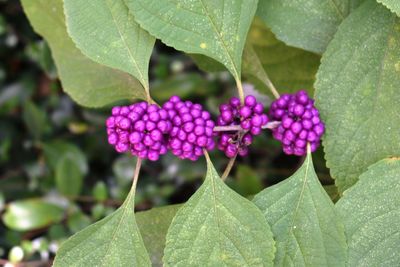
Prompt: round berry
<box><xmin>163</xmin><ymin>96</ymin><xmax>215</xmax><ymax>161</ymax></box>
<box><xmin>216</xmin><ymin>95</ymin><xmax>269</xmax><ymax>158</ymax></box>
<box><xmin>106</xmin><ymin>102</ymin><xmax>170</xmax><ymax>161</ymax></box>
<box><xmin>269</xmin><ymin>90</ymin><xmax>325</xmax><ymax>155</ymax></box>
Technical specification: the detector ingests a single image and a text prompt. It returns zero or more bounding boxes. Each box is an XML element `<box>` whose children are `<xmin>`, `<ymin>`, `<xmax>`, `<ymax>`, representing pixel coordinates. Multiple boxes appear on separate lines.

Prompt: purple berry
<box><xmin>164</xmin><ymin>96</ymin><xmax>215</xmax><ymax>161</ymax></box>
<box><xmin>269</xmin><ymin>90</ymin><xmax>325</xmax><ymax>156</ymax></box>
<box><xmin>216</xmin><ymin>95</ymin><xmax>269</xmax><ymax>158</ymax></box>
<box><xmin>106</xmin><ymin>102</ymin><xmax>170</xmax><ymax>160</ymax></box>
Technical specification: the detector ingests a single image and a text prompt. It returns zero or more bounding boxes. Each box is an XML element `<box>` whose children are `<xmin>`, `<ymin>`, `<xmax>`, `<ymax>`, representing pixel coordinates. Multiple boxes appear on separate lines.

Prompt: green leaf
<box><xmin>244</xmin><ymin>19</ymin><xmax>320</xmax><ymax>95</ymax></box>
<box><xmin>190</xmin><ymin>19</ymin><xmax>320</xmax><ymax>95</ymax></box>
<box><xmin>23</xmin><ymin>101</ymin><xmax>49</xmax><ymax>140</ymax></box>
<box><xmin>92</xmin><ymin>181</ymin><xmax>108</xmax><ymax>202</ymax></box>
<box><xmin>21</xmin><ymin>0</ymin><xmax>146</xmax><ymax>108</ymax></box>
<box><xmin>163</xmin><ymin>155</ymin><xmax>275</xmax><ymax>266</ymax></box>
<box><xmin>336</xmin><ymin>158</ymin><xmax>400</xmax><ymax>266</ymax></box>
<box><xmin>64</xmin><ymin>0</ymin><xmax>155</xmax><ymax>92</ymax></box>
<box><xmin>42</xmin><ymin>141</ymin><xmax>88</xmax><ymax>175</ymax></box>
<box><xmin>377</xmin><ymin>0</ymin><xmax>400</xmax><ymax>16</ymax></box>
<box><xmin>253</xmin><ymin>151</ymin><xmax>347</xmax><ymax>267</ymax></box>
<box><xmin>233</xmin><ymin>164</ymin><xmax>263</xmax><ymax>196</ymax></box>
<box><xmin>126</xmin><ymin>0</ymin><xmax>258</xmax><ymax>84</ymax></box>
<box><xmin>151</xmin><ymin>73</ymin><xmax>218</xmax><ymax>102</ymax></box>
<box><xmin>136</xmin><ymin>204</ymin><xmax>181</xmax><ymax>267</ymax></box>
<box><xmin>190</xmin><ymin>54</ymin><xmax>226</xmax><ymax>73</ymax></box>
<box><xmin>55</xmin><ymin>154</ymin><xmax>84</xmax><ymax>197</ymax></box>
<box><xmin>53</xmin><ymin>184</ymin><xmax>151</xmax><ymax>266</ymax></box>
<box><xmin>67</xmin><ymin>211</ymin><xmax>92</xmax><ymax>233</ymax></box>
<box><xmin>2</xmin><ymin>199</ymin><xmax>64</xmax><ymax>231</ymax></box>
<box><xmin>257</xmin><ymin>0</ymin><xmax>364</xmax><ymax>54</ymax></box>
<box><xmin>314</xmin><ymin>0</ymin><xmax>400</xmax><ymax>192</ymax></box>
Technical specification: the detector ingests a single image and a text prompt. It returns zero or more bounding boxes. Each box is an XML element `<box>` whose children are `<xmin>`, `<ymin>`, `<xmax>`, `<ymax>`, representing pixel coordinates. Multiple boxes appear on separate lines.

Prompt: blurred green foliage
<box><xmin>0</xmin><ymin>1</ymin><xmax>332</xmax><ymax>265</ymax></box>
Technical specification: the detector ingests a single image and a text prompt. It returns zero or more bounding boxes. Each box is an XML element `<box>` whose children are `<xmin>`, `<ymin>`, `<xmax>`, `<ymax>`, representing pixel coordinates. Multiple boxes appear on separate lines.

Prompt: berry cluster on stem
<box><xmin>269</xmin><ymin>90</ymin><xmax>325</xmax><ymax>156</ymax></box>
<box><xmin>106</xmin><ymin>91</ymin><xmax>325</xmax><ymax>161</ymax></box>
<box><xmin>216</xmin><ymin>95</ymin><xmax>269</xmax><ymax>158</ymax></box>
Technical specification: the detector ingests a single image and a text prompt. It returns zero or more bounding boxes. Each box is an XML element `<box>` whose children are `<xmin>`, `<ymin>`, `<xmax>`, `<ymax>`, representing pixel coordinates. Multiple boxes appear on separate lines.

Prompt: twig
<box><xmin>221</xmin><ymin>154</ymin><xmax>237</xmax><ymax>181</ymax></box>
<box><xmin>213</xmin><ymin>121</ymin><xmax>281</xmax><ymax>132</ymax></box>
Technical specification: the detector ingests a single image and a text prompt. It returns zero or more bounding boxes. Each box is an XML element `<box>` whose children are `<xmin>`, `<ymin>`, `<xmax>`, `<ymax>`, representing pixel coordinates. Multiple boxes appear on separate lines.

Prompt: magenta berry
<box><xmin>106</xmin><ymin>102</ymin><xmax>171</xmax><ymax>161</ymax></box>
<box><xmin>216</xmin><ymin>95</ymin><xmax>269</xmax><ymax>158</ymax></box>
<box><xmin>269</xmin><ymin>90</ymin><xmax>325</xmax><ymax>156</ymax></box>
<box><xmin>163</xmin><ymin>96</ymin><xmax>215</xmax><ymax>161</ymax></box>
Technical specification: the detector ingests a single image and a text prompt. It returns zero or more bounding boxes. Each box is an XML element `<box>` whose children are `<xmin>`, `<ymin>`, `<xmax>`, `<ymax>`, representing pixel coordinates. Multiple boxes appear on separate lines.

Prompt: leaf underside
<box><xmin>315</xmin><ymin>0</ymin><xmax>400</xmax><ymax>192</ymax></box>
<box><xmin>53</xmin><ymin>187</ymin><xmax>151</xmax><ymax>267</ymax></box>
<box><xmin>21</xmin><ymin>0</ymin><xmax>146</xmax><ymax>108</ymax></box>
<box><xmin>64</xmin><ymin>0</ymin><xmax>155</xmax><ymax>90</ymax></box>
<box><xmin>125</xmin><ymin>0</ymin><xmax>258</xmax><ymax>82</ymax></box>
<box><xmin>256</xmin><ymin>0</ymin><xmax>364</xmax><ymax>54</ymax></box>
<box><xmin>377</xmin><ymin>0</ymin><xmax>400</xmax><ymax>16</ymax></box>
<box><xmin>253</xmin><ymin>152</ymin><xmax>347</xmax><ymax>267</ymax></box>
<box><xmin>336</xmin><ymin>158</ymin><xmax>400</xmax><ymax>266</ymax></box>
<box><xmin>163</xmin><ymin>156</ymin><xmax>275</xmax><ymax>266</ymax></box>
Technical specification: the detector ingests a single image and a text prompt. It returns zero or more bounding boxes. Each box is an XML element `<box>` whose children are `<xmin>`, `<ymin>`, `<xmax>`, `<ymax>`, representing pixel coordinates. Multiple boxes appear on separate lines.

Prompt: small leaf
<box><xmin>336</xmin><ymin>158</ymin><xmax>400</xmax><ymax>266</ymax></box>
<box><xmin>92</xmin><ymin>181</ymin><xmax>108</xmax><ymax>202</ymax></box>
<box><xmin>233</xmin><ymin>164</ymin><xmax>263</xmax><ymax>196</ymax></box>
<box><xmin>23</xmin><ymin>101</ymin><xmax>49</xmax><ymax>140</ymax></box>
<box><xmin>136</xmin><ymin>204</ymin><xmax>182</xmax><ymax>267</ymax></box>
<box><xmin>64</xmin><ymin>0</ymin><xmax>155</xmax><ymax>91</ymax></box>
<box><xmin>163</xmin><ymin>155</ymin><xmax>275</xmax><ymax>266</ymax></box>
<box><xmin>55</xmin><ymin>154</ymin><xmax>84</xmax><ymax>197</ymax></box>
<box><xmin>377</xmin><ymin>0</ymin><xmax>400</xmax><ymax>16</ymax></box>
<box><xmin>42</xmin><ymin>141</ymin><xmax>88</xmax><ymax>175</ymax></box>
<box><xmin>53</xmin><ymin>183</ymin><xmax>151</xmax><ymax>266</ymax></box>
<box><xmin>315</xmin><ymin>0</ymin><xmax>400</xmax><ymax>192</ymax></box>
<box><xmin>67</xmin><ymin>211</ymin><xmax>92</xmax><ymax>233</ymax></box>
<box><xmin>253</xmin><ymin>150</ymin><xmax>347</xmax><ymax>267</ymax></box>
<box><xmin>126</xmin><ymin>0</ymin><xmax>257</xmax><ymax>83</ymax></box>
<box><xmin>2</xmin><ymin>199</ymin><xmax>64</xmax><ymax>231</ymax></box>
<box><xmin>257</xmin><ymin>0</ymin><xmax>364</xmax><ymax>54</ymax></box>
<box><xmin>21</xmin><ymin>0</ymin><xmax>146</xmax><ymax>108</ymax></box>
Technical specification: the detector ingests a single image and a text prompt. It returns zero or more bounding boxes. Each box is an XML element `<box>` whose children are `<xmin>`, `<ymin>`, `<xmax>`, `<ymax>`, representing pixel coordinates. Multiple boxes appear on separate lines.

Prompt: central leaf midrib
<box><xmin>327</xmin><ymin>0</ymin><xmax>345</xmax><ymax>20</ymax></box>
<box><xmin>209</xmin><ymin>173</ymin><xmax>250</xmax><ymax>265</ymax></box>
<box><xmin>105</xmin><ymin>0</ymin><xmax>148</xmax><ymax>89</ymax></box>
<box><xmin>199</xmin><ymin>0</ymin><xmax>240</xmax><ymax>79</ymax></box>
<box><xmin>282</xmin><ymin>155</ymin><xmax>311</xmax><ymax>264</ymax></box>
<box><xmin>100</xmin><ymin>190</ymin><xmax>137</xmax><ymax>267</ymax></box>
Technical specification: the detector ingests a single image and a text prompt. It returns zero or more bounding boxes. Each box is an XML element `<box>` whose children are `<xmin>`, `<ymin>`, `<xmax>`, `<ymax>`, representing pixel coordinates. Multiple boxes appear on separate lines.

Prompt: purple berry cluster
<box><xmin>106</xmin><ymin>91</ymin><xmax>325</xmax><ymax>161</ymax></box>
<box><xmin>106</xmin><ymin>102</ymin><xmax>171</xmax><ymax>161</ymax></box>
<box><xmin>269</xmin><ymin>90</ymin><xmax>325</xmax><ymax>156</ymax></box>
<box><xmin>163</xmin><ymin>96</ymin><xmax>215</xmax><ymax>161</ymax></box>
<box><xmin>216</xmin><ymin>95</ymin><xmax>269</xmax><ymax>158</ymax></box>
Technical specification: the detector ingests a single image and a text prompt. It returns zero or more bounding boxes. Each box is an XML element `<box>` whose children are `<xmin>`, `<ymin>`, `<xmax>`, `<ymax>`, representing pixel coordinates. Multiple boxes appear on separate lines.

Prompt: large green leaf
<box><xmin>257</xmin><ymin>0</ymin><xmax>364</xmax><ymax>54</ymax></box>
<box><xmin>136</xmin><ymin>205</ymin><xmax>181</xmax><ymax>267</ymax></box>
<box><xmin>2</xmin><ymin>199</ymin><xmax>64</xmax><ymax>231</ymax></box>
<box><xmin>377</xmin><ymin>0</ymin><xmax>400</xmax><ymax>16</ymax></box>
<box><xmin>253</xmin><ymin>151</ymin><xmax>347</xmax><ymax>267</ymax></box>
<box><xmin>64</xmin><ymin>0</ymin><xmax>155</xmax><ymax>93</ymax></box>
<box><xmin>336</xmin><ymin>158</ymin><xmax>400</xmax><ymax>266</ymax></box>
<box><xmin>163</xmin><ymin>155</ymin><xmax>275</xmax><ymax>266</ymax></box>
<box><xmin>53</xmin><ymin>163</ymin><xmax>150</xmax><ymax>267</ymax></box>
<box><xmin>21</xmin><ymin>0</ymin><xmax>146</xmax><ymax>108</ymax></box>
<box><xmin>315</xmin><ymin>0</ymin><xmax>400</xmax><ymax>192</ymax></box>
<box><xmin>55</xmin><ymin>154</ymin><xmax>84</xmax><ymax>197</ymax></box>
<box><xmin>126</xmin><ymin>0</ymin><xmax>257</xmax><ymax>86</ymax></box>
